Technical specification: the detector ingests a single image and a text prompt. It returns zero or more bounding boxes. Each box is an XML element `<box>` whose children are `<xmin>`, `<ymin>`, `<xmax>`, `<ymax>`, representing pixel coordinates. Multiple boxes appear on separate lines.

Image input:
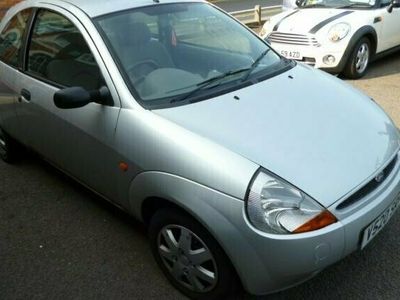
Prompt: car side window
<box><xmin>27</xmin><ymin>10</ymin><xmax>103</xmax><ymax>90</ymax></box>
<box><xmin>0</xmin><ymin>9</ymin><xmax>32</xmax><ymax>68</ymax></box>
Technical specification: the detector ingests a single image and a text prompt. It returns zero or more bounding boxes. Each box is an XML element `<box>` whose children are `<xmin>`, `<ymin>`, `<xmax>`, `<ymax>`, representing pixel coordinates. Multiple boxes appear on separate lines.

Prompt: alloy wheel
<box><xmin>157</xmin><ymin>225</ymin><xmax>218</xmax><ymax>293</ymax></box>
<box><xmin>355</xmin><ymin>42</ymin><xmax>369</xmax><ymax>74</ymax></box>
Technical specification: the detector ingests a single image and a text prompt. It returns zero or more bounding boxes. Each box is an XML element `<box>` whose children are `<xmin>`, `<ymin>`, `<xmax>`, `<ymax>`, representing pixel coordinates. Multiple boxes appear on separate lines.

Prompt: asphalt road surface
<box><xmin>1</xmin><ymin>57</ymin><xmax>400</xmax><ymax>299</ymax></box>
<box><xmin>213</xmin><ymin>0</ymin><xmax>282</xmax><ymax>12</ymax></box>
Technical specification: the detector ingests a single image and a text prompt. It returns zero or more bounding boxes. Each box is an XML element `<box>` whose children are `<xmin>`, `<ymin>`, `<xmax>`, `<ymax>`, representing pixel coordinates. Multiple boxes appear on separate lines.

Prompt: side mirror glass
<box><xmin>54</xmin><ymin>86</ymin><xmax>112</xmax><ymax>109</ymax></box>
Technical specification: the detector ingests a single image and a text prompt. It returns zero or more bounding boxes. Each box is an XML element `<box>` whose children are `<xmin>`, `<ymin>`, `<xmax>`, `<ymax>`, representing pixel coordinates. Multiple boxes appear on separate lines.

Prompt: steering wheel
<box><xmin>126</xmin><ymin>60</ymin><xmax>160</xmax><ymax>85</ymax></box>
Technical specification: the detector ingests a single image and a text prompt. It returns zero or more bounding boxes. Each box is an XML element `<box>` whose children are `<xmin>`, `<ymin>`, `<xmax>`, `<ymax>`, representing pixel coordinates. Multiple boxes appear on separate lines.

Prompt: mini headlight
<box><xmin>328</xmin><ymin>23</ymin><xmax>350</xmax><ymax>42</ymax></box>
<box><xmin>246</xmin><ymin>170</ymin><xmax>337</xmax><ymax>234</ymax></box>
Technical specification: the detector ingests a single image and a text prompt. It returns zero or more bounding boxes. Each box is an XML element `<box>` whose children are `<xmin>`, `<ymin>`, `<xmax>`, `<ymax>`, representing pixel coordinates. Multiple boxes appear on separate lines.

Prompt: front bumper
<box><xmin>210</xmin><ymin>152</ymin><xmax>400</xmax><ymax>295</ymax></box>
<box><xmin>268</xmin><ymin>41</ymin><xmax>348</xmax><ymax>72</ymax></box>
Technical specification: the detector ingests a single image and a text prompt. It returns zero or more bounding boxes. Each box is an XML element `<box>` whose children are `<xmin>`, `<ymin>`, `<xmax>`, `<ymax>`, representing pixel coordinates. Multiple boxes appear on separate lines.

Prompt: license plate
<box><xmin>361</xmin><ymin>193</ymin><xmax>400</xmax><ymax>249</ymax></box>
<box><xmin>280</xmin><ymin>50</ymin><xmax>302</xmax><ymax>60</ymax></box>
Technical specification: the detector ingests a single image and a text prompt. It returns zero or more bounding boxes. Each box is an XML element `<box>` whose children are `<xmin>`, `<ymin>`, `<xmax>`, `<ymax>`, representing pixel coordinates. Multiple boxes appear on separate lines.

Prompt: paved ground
<box><xmin>348</xmin><ymin>52</ymin><xmax>400</xmax><ymax>126</ymax></box>
<box><xmin>1</xmin><ymin>55</ymin><xmax>400</xmax><ymax>299</ymax></box>
<box><xmin>0</xmin><ymin>159</ymin><xmax>184</xmax><ymax>299</ymax></box>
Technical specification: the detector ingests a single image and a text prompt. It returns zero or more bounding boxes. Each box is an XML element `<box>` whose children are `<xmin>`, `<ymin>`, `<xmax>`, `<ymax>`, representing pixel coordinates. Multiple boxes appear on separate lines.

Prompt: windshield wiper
<box><xmin>170</xmin><ymin>68</ymin><xmax>250</xmax><ymax>104</ymax></box>
<box><xmin>240</xmin><ymin>49</ymin><xmax>271</xmax><ymax>82</ymax></box>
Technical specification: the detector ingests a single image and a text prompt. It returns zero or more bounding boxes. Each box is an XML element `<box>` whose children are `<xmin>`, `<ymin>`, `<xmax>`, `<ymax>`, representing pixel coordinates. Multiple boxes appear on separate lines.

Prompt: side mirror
<box><xmin>295</xmin><ymin>0</ymin><xmax>304</xmax><ymax>7</ymax></box>
<box><xmin>388</xmin><ymin>0</ymin><xmax>400</xmax><ymax>12</ymax></box>
<box><xmin>54</xmin><ymin>86</ymin><xmax>112</xmax><ymax>109</ymax></box>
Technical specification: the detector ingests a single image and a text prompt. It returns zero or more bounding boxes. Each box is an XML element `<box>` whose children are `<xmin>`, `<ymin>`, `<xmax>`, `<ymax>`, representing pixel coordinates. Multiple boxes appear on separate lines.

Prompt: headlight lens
<box><xmin>328</xmin><ymin>23</ymin><xmax>350</xmax><ymax>42</ymax></box>
<box><xmin>246</xmin><ymin>170</ymin><xmax>337</xmax><ymax>234</ymax></box>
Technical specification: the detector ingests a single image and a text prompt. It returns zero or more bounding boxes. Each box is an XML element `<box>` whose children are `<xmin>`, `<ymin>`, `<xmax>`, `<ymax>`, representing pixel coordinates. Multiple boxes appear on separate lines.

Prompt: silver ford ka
<box><xmin>0</xmin><ymin>0</ymin><xmax>399</xmax><ymax>299</ymax></box>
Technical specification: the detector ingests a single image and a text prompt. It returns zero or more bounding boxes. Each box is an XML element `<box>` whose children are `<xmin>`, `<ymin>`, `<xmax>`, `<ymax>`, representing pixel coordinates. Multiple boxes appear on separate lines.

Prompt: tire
<box><xmin>148</xmin><ymin>208</ymin><xmax>240</xmax><ymax>300</ymax></box>
<box><xmin>342</xmin><ymin>37</ymin><xmax>372</xmax><ymax>79</ymax></box>
<box><xmin>0</xmin><ymin>127</ymin><xmax>21</xmax><ymax>163</ymax></box>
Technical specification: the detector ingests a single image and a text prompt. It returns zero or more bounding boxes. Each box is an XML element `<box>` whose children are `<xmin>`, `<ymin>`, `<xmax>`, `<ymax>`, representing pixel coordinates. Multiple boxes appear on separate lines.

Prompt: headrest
<box><xmin>120</xmin><ymin>22</ymin><xmax>151</xmax><ymax>46</ymax></box>
<box><xmin>59</xmin><ymin>32</ymin><xmax>86</xmax><ymax>46</ymax></box>
<box><xmin>55</xmin><ymin>32</ymin><xmax>90</xmax><ymax>59</ymax></box>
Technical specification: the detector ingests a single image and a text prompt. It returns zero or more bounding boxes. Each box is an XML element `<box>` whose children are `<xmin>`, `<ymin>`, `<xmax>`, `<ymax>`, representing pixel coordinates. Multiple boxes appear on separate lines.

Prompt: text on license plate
<box><xmin>280</xmin><ymin>50</ymin><xmax>302</xmax><ymax>60</ymax></box>
<box><xmin>361</xmin><ymin>193</ymin><xmax>400</xmax><ymax>249</ymax></box>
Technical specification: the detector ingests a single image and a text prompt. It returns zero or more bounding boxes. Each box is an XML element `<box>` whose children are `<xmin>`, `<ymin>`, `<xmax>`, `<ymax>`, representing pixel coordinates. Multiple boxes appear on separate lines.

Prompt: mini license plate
<box><xmin>280</xmin><ymin>50</ymin><xmax>302</xmax><ymax>60</ymax></box>
<box><xmin>361</xmin><ymin>193</ymin><xmax>400</xmax><ymax>249</ymax></box>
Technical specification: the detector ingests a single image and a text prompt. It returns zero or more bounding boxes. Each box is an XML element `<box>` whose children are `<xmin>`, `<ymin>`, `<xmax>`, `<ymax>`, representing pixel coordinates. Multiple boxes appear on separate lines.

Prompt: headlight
<box><xmin>246</xmin><ymin>170</ymin><xmax>337</xmax><ymax>234</ymax></box>
<box><xmin>328</xmin><ymin>23</ymin><xmax>350</xmax><ymax>42</ymax></box>
<box><xmin>259</xmin><ymin>18</ymin><xmax>271</xmax><ymax>38</ymax></box>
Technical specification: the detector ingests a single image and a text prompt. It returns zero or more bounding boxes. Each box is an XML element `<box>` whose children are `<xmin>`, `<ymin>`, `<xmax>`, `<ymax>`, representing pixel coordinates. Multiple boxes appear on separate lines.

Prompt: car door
<box><xmin>377</xmin><ymin>0</ymin><xmax>400</xmax><ymax>51</ymax></box>
<box><xmin>0</xmin><ymin>8</ymin><xmax>33</xmax><ymax>142</ymax></box>
<box><xmin>15</xmin><ymin>7</ymin><xmax>122</xmax><ymax>202</ymax></box>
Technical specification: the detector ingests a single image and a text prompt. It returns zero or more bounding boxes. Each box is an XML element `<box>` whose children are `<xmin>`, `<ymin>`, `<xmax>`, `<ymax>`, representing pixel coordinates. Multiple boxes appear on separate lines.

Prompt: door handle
<box><xmin>19</xmin><ymin>89</ymin><xmax>31</xmax><ymax>102</ymax></box>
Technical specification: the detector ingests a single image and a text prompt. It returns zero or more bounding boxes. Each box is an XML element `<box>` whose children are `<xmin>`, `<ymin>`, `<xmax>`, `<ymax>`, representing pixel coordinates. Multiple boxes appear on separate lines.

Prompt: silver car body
<box><xmin>0</xmin><ymin>0</ymin><xmax>400</xmax><ymax>295</ymax></box>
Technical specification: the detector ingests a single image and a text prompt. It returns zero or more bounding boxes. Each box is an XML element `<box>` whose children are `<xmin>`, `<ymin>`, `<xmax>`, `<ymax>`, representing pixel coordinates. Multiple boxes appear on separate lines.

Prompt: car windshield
<box><xmin>95</xmin><ymin>3</ymin><xmax>289</xmax><ymax>108</ymax></box>
<box><xmin>301</xmin><ymin>0</ymin><xmax>376</xmax><ymax>8</ymax></box>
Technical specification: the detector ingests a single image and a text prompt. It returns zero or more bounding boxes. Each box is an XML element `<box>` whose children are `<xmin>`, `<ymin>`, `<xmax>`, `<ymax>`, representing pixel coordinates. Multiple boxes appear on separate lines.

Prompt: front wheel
<box><xmin>342</xmin><ymin>37</ymin><xmax>371</xmax><ymax>79</ymax></box>
<box><xmin>148</xmin><ymin>208</ymin><xmax>239</xmax><ymax>300</ymax></box>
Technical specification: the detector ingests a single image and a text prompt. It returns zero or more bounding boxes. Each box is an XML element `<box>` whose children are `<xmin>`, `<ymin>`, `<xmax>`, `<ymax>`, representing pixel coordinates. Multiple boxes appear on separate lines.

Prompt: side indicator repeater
<box><xmin>119</xmin><ymin>162</ymin><xmax>129</xmax><ymax>172</ymax></box>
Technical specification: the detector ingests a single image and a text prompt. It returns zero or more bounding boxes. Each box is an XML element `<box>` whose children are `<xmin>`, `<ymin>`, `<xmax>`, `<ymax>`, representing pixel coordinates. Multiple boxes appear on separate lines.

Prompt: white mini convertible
<box><xmin>260</xmin><ymin>0</ymin><xmax>400</xmax><ymax>78</ymax></box>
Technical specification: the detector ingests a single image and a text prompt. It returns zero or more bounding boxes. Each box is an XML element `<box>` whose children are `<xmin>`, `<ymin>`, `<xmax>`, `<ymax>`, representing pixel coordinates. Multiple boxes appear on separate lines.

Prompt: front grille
<box><xmin>267</xmin><ymin>32</ymin><xmax>320</xmax><ymax>47</ymax></box>
<box><xmin>337</xmin><ymin>155</ymin><xmax>398</xmax><ymax>210</ymax></box>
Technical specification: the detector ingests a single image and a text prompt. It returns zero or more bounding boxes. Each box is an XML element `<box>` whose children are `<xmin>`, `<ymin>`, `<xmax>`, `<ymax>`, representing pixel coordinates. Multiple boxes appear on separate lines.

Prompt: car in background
<box><xmin>260</xmin><ymin>0</ymin><xmax>400</xmax><ymax>78</ymax></box>
<box><xmin>1</xmin><ymin>0</ymin><xmax>400</xmax><ymax>299</ymax></box>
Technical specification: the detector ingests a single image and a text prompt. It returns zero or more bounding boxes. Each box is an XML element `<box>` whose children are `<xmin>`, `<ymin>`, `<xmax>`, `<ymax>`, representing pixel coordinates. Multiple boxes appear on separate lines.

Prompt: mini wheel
<box><xmin>343</xmin><ymin>37</ymin><xmax>371</xmax><ymax>79</ymax></box>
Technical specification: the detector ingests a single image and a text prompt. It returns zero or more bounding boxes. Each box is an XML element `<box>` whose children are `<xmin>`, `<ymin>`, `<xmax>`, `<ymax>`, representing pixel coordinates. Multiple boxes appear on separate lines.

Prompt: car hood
<box><xmin>271</xmin><ymin>8</ymin><xmax>356</xmax><ymax>34</ymax></box>
<box><xmin>153</xmin><ymin>65</ymin><xmax>400</xmax><ymax>207</ymax></box>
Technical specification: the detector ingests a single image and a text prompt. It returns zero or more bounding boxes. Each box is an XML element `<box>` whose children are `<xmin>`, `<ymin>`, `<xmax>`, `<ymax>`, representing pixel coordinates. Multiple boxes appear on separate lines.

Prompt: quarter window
<box><xmin>27</xmin><ymin>10</ymin><xmax>103</xmax><ymax>90</ymax></box>
<box><xmin>0</xmin><ymin>9</ymin><xmax>32</xmax><ymax>68</ymax></box>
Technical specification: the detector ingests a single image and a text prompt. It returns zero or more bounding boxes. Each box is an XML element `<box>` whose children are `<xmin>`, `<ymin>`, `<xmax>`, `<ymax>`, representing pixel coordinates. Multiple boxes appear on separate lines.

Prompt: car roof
<box><xmin>23</xmin><ymin>0</ymin><xmax>205</xmax><ymax>18</ymax></box>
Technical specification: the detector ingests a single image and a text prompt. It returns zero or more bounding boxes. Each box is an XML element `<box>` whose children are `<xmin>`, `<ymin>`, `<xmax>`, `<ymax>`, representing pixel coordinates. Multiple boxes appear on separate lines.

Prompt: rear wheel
<box><xmin>148</xmin><ymin>208</ymin><xmax>239</xmax><ymax>299</ymax></box>
<box><xmin>343</xmin><ymin>37</ymin><xmax>371</xmax><ymax>79</ymax></box>
<box><xmin>0</xmin><ymin>128</ymin><xmax>21</xmax><ymax>163</ymax></box>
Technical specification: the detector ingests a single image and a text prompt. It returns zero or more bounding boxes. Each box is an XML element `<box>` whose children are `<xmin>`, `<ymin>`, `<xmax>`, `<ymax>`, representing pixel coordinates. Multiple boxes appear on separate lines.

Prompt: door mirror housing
<box><xmin>388</xmin><ymin>0</ymin><xmax>400</xmax><ymax>12</ymax></box>
<box><xmin>54</xmin><ymin>86</ymin><xmax>113</xmax><ymax>109</ymax></box>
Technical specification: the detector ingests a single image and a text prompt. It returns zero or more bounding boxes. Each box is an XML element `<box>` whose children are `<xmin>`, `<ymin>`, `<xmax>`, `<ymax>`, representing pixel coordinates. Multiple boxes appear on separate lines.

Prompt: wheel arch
<box><xmin>141</xmin><ymin>196</ymin><xmax>192</xmax><ymax>226</ymax></box>
<box><xmin>329</xmin><ymin>26</ymin><xmax>378</xmax><ymax>74</ymax></box>
<box><xmin>129</xmin><ymin>171</ymin><xmax>244</xmax><ymax>250</ymax></box>
<box><xmin>128</xmin><ymin>171</ymin><xmax>266</xmax><ymax>293</ymax></box>
<box><xmin>345</xmin><ymin>26</ymin><xmax>378</xmax><ymax>60</ymax></box>
<box><xmin>361</xmin><ymin>29</ymin><xmax>378</xmax><ymax>56</ymax></box>
<box><xmin>349</xmin><ymin>26</ymin><xmax>377</xmax><ymax>52</ymax></box>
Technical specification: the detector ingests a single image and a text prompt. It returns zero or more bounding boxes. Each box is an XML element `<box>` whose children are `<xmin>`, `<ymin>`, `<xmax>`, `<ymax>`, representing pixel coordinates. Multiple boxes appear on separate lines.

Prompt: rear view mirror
<box><xmin>54</xmin><ymin>86</ymin><xmax>112</xmax><ymax>109</ymax></box>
